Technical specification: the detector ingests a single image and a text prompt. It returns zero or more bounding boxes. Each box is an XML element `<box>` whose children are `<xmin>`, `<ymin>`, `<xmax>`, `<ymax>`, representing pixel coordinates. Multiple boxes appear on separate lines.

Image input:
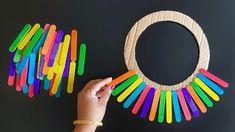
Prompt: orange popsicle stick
<box><xmin>41</xmin><ymin>25</ymin><xmax>56</xmax><ymax>55</ymax></box>
<box><xmin>108</xmin><ymin>70</ymin><xmax>135</xmax><ymax>86</ymax></box>
<box><xmin>71</xmin><ymin>29</ymin><xmax>77</xmax><ymax>61</ymax></box>
<box><xmin>149</xmin><ymin>89</ymin><xmax>161</xmax><ymax>121</ymax></box>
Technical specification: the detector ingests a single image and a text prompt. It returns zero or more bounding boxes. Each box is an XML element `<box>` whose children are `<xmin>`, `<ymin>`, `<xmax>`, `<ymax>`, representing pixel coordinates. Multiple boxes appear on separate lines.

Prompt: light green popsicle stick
<box><xmin>9</xmin><ymin>24</ymin><xmax>31</xmax><ymax>52</ymax></box>
<box><xmin>190</xmin><ymin>82</ymin><xmax>213</xmax><ymax>107</ymax></box>
<box><xmin>23</xmin><ymin>28</ymin><xmax>43</xmax><ymax>56</ymax></box>
<box><xmin>77</xmin><ymin>43</ymin><xmax>87</xmax><ymax>76</ymax></box>
<box><xmin>112</xmin><ymin>74</ymin><xmax>138</xmax><ymax>96</ymax></box>
<box><xmin>158</xmin><ymin>90</ymin><xmax>166</xmax><ymax>123</ymax></box>
<box><xmin>13</xmin><ymin>49</ymin><xmax>22</xmax><ymax>62</ymax></box>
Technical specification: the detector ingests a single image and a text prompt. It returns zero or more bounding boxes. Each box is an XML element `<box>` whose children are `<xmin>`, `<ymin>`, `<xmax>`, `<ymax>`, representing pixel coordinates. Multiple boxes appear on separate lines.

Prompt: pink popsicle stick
<box><xmin>132</xmin><ymin>86</ymin><xmax>150</xmax><ymax>114</ymax></box>
<box><xmin>16</xmin><ymin>75</ymin><xmax>22</xmax><ymax>92</ymax></box>
<box><xmin>20</xmin><ymin>62</ymin><xmax>29</xmax><ymax>87</ymax></box>
<box><xmin>8</xmin><ymin>76</ymin><xmax>15</xmax><ymax>86</ymax></box>
<box><xmin>43</xmin><ymin>24</ymin><xmax>50</xmax><ymax>33</ymax></box>
<box><xmin>199</xmin><ymin>68</ymin><xmax>229</xmax><ymax>88</ymax></box>
<box><xmin>177</xmin><ymin>89</ymin><xmax>191</xmax><ymax>121</ymax></box>
<box><xmin>28</xmin><ymin>85</ymin><xmax>34</xmax><ymax>98</ymax></box>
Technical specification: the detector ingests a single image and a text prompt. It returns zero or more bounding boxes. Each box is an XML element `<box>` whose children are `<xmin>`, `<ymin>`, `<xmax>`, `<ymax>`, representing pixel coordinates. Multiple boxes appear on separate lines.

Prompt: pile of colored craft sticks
<box><xmin>8</xmin><ymin>23</ymin><xmax>87</xmax><ymax>98</ymax></box>
<box><xmin>108</xmin><ymin>69</ymin><xmax>229</xmax><ymax>123</ymax></box>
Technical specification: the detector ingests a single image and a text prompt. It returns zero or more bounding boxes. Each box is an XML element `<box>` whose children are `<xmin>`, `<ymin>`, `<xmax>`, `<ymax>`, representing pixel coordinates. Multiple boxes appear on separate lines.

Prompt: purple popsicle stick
<box><xmin>62</xmin><ymin>48</ymin><xmax>70</xmax><ymax>77</ymax></box>
<box><xmin>34</xmin><ymin>62</ymin><xmax>40</xmax><ymax>95</ymax></box>
<box><xmin>48</xmin><ymin>30</ymin><xmax>64</xmax><ymax>67</ymax></box>
<box><xmin>9</xmin><ymin>52</ymin><xmax>16</xmax><ymax>76</ymax></box>
<box><xmin>182</xmin><ymin>87</ymin><xmax>199</xmax><ymax>117</ymax></box>
<box><xmin>140</xmin><ymin>87</ymin><xmax>155</xmax><ymax>118</ymax></box>
<box><xmin>39</xmin><ymin>55</ymin><xmax>45</xmax><ymax>77</ymax></box>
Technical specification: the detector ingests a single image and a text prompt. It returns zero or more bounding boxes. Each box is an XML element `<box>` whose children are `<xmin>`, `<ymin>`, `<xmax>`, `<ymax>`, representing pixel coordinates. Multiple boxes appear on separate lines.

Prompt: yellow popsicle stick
<box><xmin>117</xmin><ymin>78</ymin><xmax>142</xmax><ymax>102</ymax></box>
<box><xmin>47</xmin><ymin>44</ymin><xmax>62</xmax><ymax>80</ymax></box>
<box><xmin>194</xmin><ymin>78</ymin><xmax>220</xmax><ymax>101</ymax></box>
<box><xmin>51</xmin><ymin>66</ymin><xmax>63</xmax><ymax>94</ymax></box>
<box><xmin>18</xmin><ymin>23</ymin><xmax>40</xmax><ymax>50</ymax></box>
<box><xmin>59</xmin><ymin>35</ymin><xmax>71</xmax><ymax>66</ymax></box>
<box><xmin>67</xmin><ymin>62</ymin><xmax>76</xmax><ymax>93</ymax></box>
<box><xmin>166</xmin><ymin>91</ymin><xmax>172</xmax><ymax>124</ymax></box>
<box><xmin>37</xmin><ymin>48</ymin><xmax>42</xmax><ymax>79</ymax></box>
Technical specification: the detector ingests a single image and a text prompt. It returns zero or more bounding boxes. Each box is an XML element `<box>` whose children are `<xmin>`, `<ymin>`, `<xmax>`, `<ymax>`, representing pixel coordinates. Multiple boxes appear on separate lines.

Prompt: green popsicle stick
<box><xmin>23</xmin><ymin>28</ymin><xmax>43</xmax><ymax>56</ymax></box>
<box><xmin>190</xmin><ymin>81</ymin><xmax>213</xmax><ymax>107</ymax></box>
<box><xmin>13</xmin><ymin>49</ymin><xmax>22</xmax><ymax>62</ymax></box>
<box><xmin>77</xmin><ymin>43</ymin><xmax>87</xmax><ymax>76</ymax></box>
<box><xmin>158</xmin><ymin>90</ymin><xmax>166</xmax><ymax>123</ymax></box>
<box><xmin>112</xmin><ymin>74</ymin><xmax>138</xmax><ymax>96</ymax></box>
<box><xmin>9</xmin><ymin>24</ymin><xmax>31</xmax><ymax>52</ymax></box>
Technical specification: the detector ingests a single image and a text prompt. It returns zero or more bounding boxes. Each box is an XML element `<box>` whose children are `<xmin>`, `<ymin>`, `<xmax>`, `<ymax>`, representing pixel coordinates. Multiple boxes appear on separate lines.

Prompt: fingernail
<box><xmin>110</xmin><ymin>86</ymin><xmax>115</xmax><ymax>90</ymax></box>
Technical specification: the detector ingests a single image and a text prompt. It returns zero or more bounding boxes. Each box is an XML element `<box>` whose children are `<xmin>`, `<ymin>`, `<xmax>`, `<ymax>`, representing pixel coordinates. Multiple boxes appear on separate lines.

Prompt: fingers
<box><xmin>91</xmin><ymin>77</ymin><xmax>112</xmax><ymax>92</ymax></box>
<box><xmin>99</xmin><ymin>86</ymin><xmax>112</xmax><ymax>104</ymax></box>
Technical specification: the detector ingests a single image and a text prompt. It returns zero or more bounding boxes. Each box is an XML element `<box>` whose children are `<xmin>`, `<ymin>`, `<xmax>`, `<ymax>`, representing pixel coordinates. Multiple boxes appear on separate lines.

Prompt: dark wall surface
<box><xmin>0</xmin><ymin>0</ymin><xmax>235</xmax><ymax>132</ymax></box>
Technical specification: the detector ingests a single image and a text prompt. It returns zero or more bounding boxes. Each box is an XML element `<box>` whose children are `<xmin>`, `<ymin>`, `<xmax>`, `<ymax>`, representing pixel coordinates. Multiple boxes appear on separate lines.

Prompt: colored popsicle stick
<box><xmin>108</xmin><ymin>70</ymin><xmax>135</xmax><ymax>87</ymax></box>
<box><xmin>149</xmin><ymin>89</ymin><xmax>160</xmax><ymax>121</ymax></box>
<box><xmin>23</xmin><ymin>28</ymin><xmax>43</xmax><ymax>56</ymax></box>
<box><xmin>200</xmin><ymin>68</ymin><xmax>229</xmax><ymax>88</ymax></box>
<box><xmin>132</xmin><ymin>86</ymin><xmax>150</xmax><ymax>114</ymax></box>
<box><xmin>22</xmin><ymin>85</ymin><xmax>29</xmax><ymax>94</ymax></box>
<box><xmin>112</xmin><ymin>74</ymin><xmax>138</xmax><ymax>96</ymax></box>
<box><xmin>172</xmin><ymin>90</ymin><xmax>182</xmax><ymax>123</ymax></box>
<box><xmin>20</xmin><ymin>61</ymin><xmax>29</xmax><ymax>87</ymax></box>
<box><xmin>63</xmin><ymin>48</ymin><xmax>70</xmax><ymax>77</ymax></box>
<box><xmin>55</xmin><ymin>80</ymin><xmax>63</xmax><ymax>98</ymax></box>
<box><xmin>28</xmin><ymin>85</ymin><xmax>34</xmax><ymax>98</ymax></box>
<box><xmin>48</xmin><ymin>30</ymin><xmax>64</xmax><ymax>66</ymax></box>
<box><xmin>41</xmin><ymin>25</ymin><xmax>57</xmax><ymax>55</ymax></box>
<box><xmin>182</xmin><ymin>88</ymin><xmax>200</xmax><ymax>117</ymax></box>
<box><xmin>44</xmin><ymin>78</ymin><xmax>50</xmax><ymax>90</ymax></box>
<box><xmin>71</xmin><ymin>29</ymin><xmax>77</xmax><ymax>61</ymax></box>
<box><xmin>194</xmin><ymin>78</ymin><xmax>220</xmax><ymax>101</ymax></box>
<box><xmin>44</xmin><ymin>31</ymin><xmax>57</xmax><ymax>61</ymax></box>
<box><xmin>123</xmin><ymin>82</ymin><xmax>146</xmax><ymax>108</ymax></box>
<box><xmin>28</xmin><ymin>53</ymin><xmax>37</xmax><ymax>84</ymax></box>
<box><xmin>9</xmin><ymin>24</ymin><xmax>31</xmax><ymax>52</ymax></box>
<box><xmin>77</xmin><ymin>43</ymin><xmax>87</xmax><ymax>76</ymax></box>
<box><xmin>33</xmin><ymin>62</ymin><xmax>40</xmax><ymax>95</ymax></box>
<box><xmin>42</xmin><ymin>61</ymin><xmax>49</xmax><ymax>75</ymax></box>
<box><xmin>33</xmin><ymin>28</ymin><xmax>49</xmax><ymax>53</ymax></box>
<box><xmin>67</xmin><ymin>62</ymin><xmax>76</xmax><ymax>93</ymax></box>
<box><xmin>186</xmin><ymin>85</ymin><xmax>207</xmax><ymax>113</ymax></box>
<box><xmin>9</xmin><ymin>52</ymin><xmax>16</xmax><ymax>76</ymax></box>
<box><xmin>17</xmin><ymin>55</ymin><xmax>30</xmax><ymax>73</ymax></box>
<box><xmin>158</xmin><ymin>90</ymin><xmax>166</xmax><ymax>123</ymax></box>
<box><xmin>117</xmin><ymin>78</ymin><xmax>142</xmax><ymax>102</ymax></box>
<box><xmin>197</xmin><ymin>73</ymin><xmax>224</xmax><ymax>95</ymax></box>
<box><xmin>177</xmin><ymin>90</ymin><xmax>191</xmax><ymax>121</ymax></box>
<box><xmin>43</xmin><ymin>24</ymin><xmax>50</xmax><ymax>33</ymax></box>
<box><xmin>59</xmin><ymin>35</ymin><xmax>71</xmax><ymax>66</ymax></box>
<box><xmin>8</xmin><ymin>76</ymin><xmax>15</xmax><ymax>86</ymax></box>
<box><xmin>16</xmin><ymin>75</ymin><xmax>22</xmax><ymax>92</ymax></box>
<box><xmin>140</xmin><ymin>88</ymin><xmax>155</xmax><ymax>118</ymax></box>
<box><xmin>18</xmin><ymin>23</ymin><xmax>40</xmax><ymax>50</ymax></box>
<box><xmin>49</xmin><ymin>76</ymin><xmax>56</xmax><ymax>96</ymax></box>
<box><xmin>51</xmin><ymin>67</ymin><xmax>63</xmax><ymax>94</ymax></box>
<box><xmin>190</xmin><ymin>82</ymin><xmax>213</xmax><ymax>107</ymax></box>
<box><xmin>13</xmin><ymin>49</ymin><xmax>22</xmax><ymax>62</ymax></box>
<box><xmin>166</xmin><ymin>91</ymin><xmax>172</xmax><ymax>124</ymax></box>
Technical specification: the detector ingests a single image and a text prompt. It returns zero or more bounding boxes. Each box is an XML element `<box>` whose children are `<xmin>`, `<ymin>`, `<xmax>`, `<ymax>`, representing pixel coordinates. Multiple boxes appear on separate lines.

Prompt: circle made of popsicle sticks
<box><xmin>124</xmin><ymin>10</ymin><xmax>210</xmax><ymax>90</ymax></box>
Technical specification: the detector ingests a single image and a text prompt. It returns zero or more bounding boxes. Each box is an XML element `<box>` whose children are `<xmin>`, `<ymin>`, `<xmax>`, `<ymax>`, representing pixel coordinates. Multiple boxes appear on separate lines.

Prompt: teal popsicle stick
<box><xmin>9</xmin><ymin>24</ymin><xmax>31</xmax><ymax>52</ymax></box>
<box><xmin>112</xmin><ymin>74</ymin><xmax>138</xmax><ymax>96</ymax></box>
<box><xmin>77</xmin><ymin>43</ymin><xmax>87</xmax><ymax>76</ymax></box>
<box><xmin>172</xmin><ymin>90</ymin><xmax>182</xmax><ymax>123</ymax></box>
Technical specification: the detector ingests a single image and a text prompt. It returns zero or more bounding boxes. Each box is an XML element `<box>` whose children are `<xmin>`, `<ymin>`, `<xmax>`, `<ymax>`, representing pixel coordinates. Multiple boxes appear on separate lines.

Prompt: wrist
<box><xmin>73</xmin><ymin>125</ymin><xmax>97</xmax><ymax>132</ymax></box>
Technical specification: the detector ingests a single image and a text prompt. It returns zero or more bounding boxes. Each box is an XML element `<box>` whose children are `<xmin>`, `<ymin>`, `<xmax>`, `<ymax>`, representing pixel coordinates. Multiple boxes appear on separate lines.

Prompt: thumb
<box><xmin>99</xmin><ymin>86</ymin><xmax>112</xmax><ymax>104</ymax></box>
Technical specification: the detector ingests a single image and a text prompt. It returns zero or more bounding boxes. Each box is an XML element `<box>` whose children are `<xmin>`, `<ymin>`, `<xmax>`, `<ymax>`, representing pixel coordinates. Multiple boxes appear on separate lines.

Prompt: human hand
<box><xmin>74</xmin><ymin>77</ymin><xmax>113</xmax><ymax>132</ymax></box>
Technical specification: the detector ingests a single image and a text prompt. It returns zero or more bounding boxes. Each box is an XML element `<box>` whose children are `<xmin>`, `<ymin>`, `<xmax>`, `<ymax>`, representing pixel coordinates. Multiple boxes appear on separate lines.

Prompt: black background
<box><xmin>0</xmin><ymin>0</ymin><xmax>235</xmax><ymax>132</ymax></box>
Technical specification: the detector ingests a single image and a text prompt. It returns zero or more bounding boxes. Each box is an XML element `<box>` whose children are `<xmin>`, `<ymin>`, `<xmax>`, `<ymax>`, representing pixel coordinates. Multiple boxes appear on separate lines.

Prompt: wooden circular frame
<box><xmin>124</xmin><ymin>10</ymin><xmax>210</xmax><ymax>90</ymax></box>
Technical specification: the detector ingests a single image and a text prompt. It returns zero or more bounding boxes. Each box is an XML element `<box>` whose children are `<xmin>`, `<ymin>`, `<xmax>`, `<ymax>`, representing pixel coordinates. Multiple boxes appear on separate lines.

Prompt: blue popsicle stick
<box><xmin>123</xmin><ymin>82</ymin><xmax>146</xmax><ymax>108</ymax></box>
<box><xmin>28</xmin><ymin>53</ymin><xmax>37</xmax><ymax>84</ymax></box>
<box><xmin>197</xmin><ymin>73</ymin><xmax>224</xmax><ymax>95</ymax></box>
<box><xmin>44</xmin><ymin>78</ymin><xmax>50</xmax><ymax>90</ymax></box>
<box><xmin>22</xmin><ymin>85</ymin><xmax>29</xmax><ymax>94</ymax></box>
<box><xmin>172</xmin><ymin>91</ymin><xmax>182</xmax><ymax>123</ymax></box>
<box><xmin>140</xmin><ymin>87</ymin><xmax>155</xmax><ymax>118</ymax></box>
<box><xmin>55</xmin><ymin>80</ymin><xmax>62</xmax><ymax>98</ymax></box>
<box><xmin>17</xmin><ymin>55</ymin><xmax>30</xmax><ymax>73</ymax></box>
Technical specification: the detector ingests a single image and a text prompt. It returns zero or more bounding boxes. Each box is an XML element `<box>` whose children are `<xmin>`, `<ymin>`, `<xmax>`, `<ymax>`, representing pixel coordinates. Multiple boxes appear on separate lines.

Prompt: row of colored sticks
<box><xmin>8</xmin><ymin>23</ymin><xmax>87</xmax><ymax>98</ymax></box>
<box><xmin>108</xmin><ymin>69</ymin><xmax>229</xmax><ymax>123</ymax></box>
